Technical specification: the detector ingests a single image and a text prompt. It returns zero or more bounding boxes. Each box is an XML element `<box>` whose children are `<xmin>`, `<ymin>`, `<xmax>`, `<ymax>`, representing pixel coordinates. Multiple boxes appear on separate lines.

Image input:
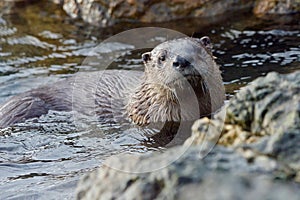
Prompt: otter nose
<box><xmin>173</xmin><ymin>56</ymin><xmax>191</xmax><ymax>70</ymax></box>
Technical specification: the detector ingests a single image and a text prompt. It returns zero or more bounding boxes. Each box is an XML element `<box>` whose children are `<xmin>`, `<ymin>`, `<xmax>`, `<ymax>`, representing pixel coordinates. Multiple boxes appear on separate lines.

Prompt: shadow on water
<box><xmin>0</xmin><ymin>1</ymin><xmax>300</xmax><ymax>199</ymax></box>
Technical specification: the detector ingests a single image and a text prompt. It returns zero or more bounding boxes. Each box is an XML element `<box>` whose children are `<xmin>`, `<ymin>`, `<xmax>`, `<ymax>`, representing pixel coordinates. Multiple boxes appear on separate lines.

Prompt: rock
<box><xmin>227</xmin><ymin>71</ymin><xmax>300</xmax><ymax>137</ymax></box>
<box><xmin>176</xmin><ymin>174</ymin><xmax>300</xmax><ymax>200</ymax></box>
<box><xmin>0</xmin><ymin>0</ymin><xmax>39</xmax><ymax>14</ymax></box>
<box><xmin>251</xmin><ymin>128</ymin><xmax>300</xmax><ymax>172</ymax></box>
<box><xmin>254</xmin><ymin>0</ymin><xmax>300</xmax><ymax>16</ymax></box>
<box><xmin>188</xmin><ymin>71</ymin><xmax>300</xmax><ymax>145</ymax></box>
<box><xmin>186</xmin><ymin>71</ymin><xmax>300</xmax><ymax>172</ymax></box>
<box><xmin>76</xmin><ymin>145</ymin><xmax>300</xmax><ymax>200</ymax></box>
<box><xmin>76</xmin><ymin>71</ymin><xmax>300</xmax><ymax>199</ymax></box>
<box><xmin>5</xmin><ymin>0</ymin><xmax>300</xmax><ymax>26</ymax></box>
<box><xmin>0</xmin><ymin>0</ymin><xmax>18</xmax><ymax>14</ymax></box>
<box><xmin>52</xmin><ymin>0</ymin><xmax>254</xmax><ymax>26</ymax></box>
<box><xmin>50</xmin><ymin>0</ymin><xmax>300</xmax><ymax>26</ymax></box>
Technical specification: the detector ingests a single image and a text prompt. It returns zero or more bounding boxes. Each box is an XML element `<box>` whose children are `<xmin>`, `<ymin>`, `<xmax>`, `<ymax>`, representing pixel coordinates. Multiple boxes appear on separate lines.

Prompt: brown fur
<box><xmin>126</xmin><ymin>37</ymin><xmax>225</xmax><ymax>126</ymax></box>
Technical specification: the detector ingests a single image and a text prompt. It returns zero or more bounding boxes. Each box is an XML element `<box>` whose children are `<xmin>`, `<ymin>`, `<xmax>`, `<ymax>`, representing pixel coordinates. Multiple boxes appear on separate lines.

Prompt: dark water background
<box><xmin>0</xmin><ymin>1</ymin><xmax>299</xmax><ymax>199</ymax></box>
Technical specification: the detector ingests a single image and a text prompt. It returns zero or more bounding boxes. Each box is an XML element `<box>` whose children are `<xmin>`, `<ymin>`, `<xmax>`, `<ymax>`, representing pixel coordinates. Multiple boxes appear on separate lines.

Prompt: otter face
<box><xmin>141</xmin><ymin>37</ymin><xmax>215</xmax><ymax>88</ymax></box>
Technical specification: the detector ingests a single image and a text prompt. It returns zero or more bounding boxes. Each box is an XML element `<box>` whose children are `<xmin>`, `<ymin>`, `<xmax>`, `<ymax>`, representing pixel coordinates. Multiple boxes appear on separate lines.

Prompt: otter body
<box><xmin>0</xmin><ymin>37</ymin><xmax>225</xmax><ymax>128</ymax></box>
<box><xmin>0</xmin><ymin>70</ymin><xmax>142</xmax><ymax>127</ymax></box>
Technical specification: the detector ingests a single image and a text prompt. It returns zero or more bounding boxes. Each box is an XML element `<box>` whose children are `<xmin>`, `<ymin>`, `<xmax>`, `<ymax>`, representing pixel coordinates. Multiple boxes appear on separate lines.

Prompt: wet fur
<box><xmin>0</xmin><ymin>37</ymin><xmax>224</xmax><ymax>128</ymax></box>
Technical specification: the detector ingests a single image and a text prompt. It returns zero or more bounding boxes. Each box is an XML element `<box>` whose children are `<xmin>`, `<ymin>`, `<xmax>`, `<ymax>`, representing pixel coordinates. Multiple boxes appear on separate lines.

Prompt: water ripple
<box><xmin>0</xmin><ymin>26</ymin><xmax>17</xmax><ymax>37</ymax></box>
<box><xmin>7</xmin><ymin>35</ymin><xmax>56</xmax><ymax>49</ymax></box>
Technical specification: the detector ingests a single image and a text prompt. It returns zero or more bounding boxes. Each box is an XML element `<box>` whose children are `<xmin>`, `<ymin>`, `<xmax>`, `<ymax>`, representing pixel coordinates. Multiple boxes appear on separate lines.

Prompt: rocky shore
<box><xmin>1</xmin><ymin>0</ymin><xmax>300</xmax><ymax>26</ymax></box>
<box><xmin>51</xmin><ymin>0</ymin><xmax>300</xmax><ymax>26</ymax></box>
<box><xmin>76</xmin><ymin>70</ymin><xmax>300</xmax><ymax>199</ymax></box>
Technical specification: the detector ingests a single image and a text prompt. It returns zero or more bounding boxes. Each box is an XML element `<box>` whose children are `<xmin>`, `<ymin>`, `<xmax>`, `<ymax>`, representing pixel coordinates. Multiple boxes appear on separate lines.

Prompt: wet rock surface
<box><xmin>50</xmin><ymin>0</ymin><xmax>300</xmax><ymax>26</ymax></box>
<box><xmin>254</xmin><ymin>0</ymin><xmax>300</xmax><ymax>16</ymax></box>
<box><xmin>0</xmin><ymin>0</ymin><xmax>38</xmax><ymax>14</ymax></box>
<box><xmin>51</xmin><ymin>0</ymin><xmax>254</xmax><ymax>26</ymax></box>
<box><xmin>3</xmin><ymin>0</ymin><xmax>300</xmax><ymax>26</ymax></box>
<box><xmin>76</xmin><ymin>71</ymin><xmax>300</xmax><ymax>199</ymax></box>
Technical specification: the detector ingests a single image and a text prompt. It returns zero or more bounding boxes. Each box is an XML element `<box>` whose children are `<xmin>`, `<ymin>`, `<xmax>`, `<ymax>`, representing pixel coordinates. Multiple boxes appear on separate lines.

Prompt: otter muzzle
<box><xmin>173</xmin><ymin>56</ymin><xmax>191</xmax><ymax>70</ymax></box>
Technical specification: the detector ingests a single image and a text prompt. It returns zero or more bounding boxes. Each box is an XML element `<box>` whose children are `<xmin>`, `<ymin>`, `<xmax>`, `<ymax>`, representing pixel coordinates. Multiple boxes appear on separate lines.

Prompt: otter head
<box><xmin>141</xmin><ymin>36</ymin><xmax>214</xmax><ymax>89</ymax></box>
<box><xmin>127</xmin><ymin>36</ymin><xmax>223</xmax><ymax>126</ymax></box>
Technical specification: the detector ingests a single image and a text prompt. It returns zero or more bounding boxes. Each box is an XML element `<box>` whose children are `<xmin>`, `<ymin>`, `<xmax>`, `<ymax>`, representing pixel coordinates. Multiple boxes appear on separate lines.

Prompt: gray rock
<box><xmin>0</xmin><ymin>0</ymin><xmax>39</xmax><ymax>14</ymax></box>
<box><xmin>76</xmin><ymin>145</ymin><xmax>300</xmax><ymax>200</ymax></box>
<box><xmin>188</xmin><ymin>71</ymin><xmax>300</xmax><ymax>168</ymax></box>
<box><xmin>254</xmin><ymin>0</ymin><xmax>300</xmax><ymax>16</ymax></box>
<box><xmin>227</xmin><ymin>71</ymin><xmax>300</xmax><ymax>171</ymax></box>
<box><xmin>76</xmin><ymin>71</ymin><xmax>300</xmax><ymax>199</ymax></box>
<box><xmin>52</xmin><ymin>0</ymin><xmax>254</xmax><ymax>26</ymax></box>
<box><xmin>227</xmin><ymin>71</ymin><xmax>300</xmax><ymax>135</ymax></box>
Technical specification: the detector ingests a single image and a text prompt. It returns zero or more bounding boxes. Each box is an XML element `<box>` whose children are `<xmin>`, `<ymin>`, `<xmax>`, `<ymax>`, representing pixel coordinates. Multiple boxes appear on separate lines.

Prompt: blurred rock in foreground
<box><xmin>76</xmin><ymin>71</ymin><xmax>300</xmax><ymax>199</ymax></box>
<box><xmin>187</xmin><ymin>71</ymin><xmax>300</xmax><ymax>172</ymax></box>
<box><xmin>76</xmin><ymin>146</ymin><xmax>300</xmax><ymax>200</ymax></box>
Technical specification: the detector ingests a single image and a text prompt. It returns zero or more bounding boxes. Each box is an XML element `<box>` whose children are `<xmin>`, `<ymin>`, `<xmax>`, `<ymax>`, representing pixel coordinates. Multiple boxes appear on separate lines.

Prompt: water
<box><xmin>0</xmin><ymin>1</ymin><xmax>300</xmax><ymax>199</ymax></box>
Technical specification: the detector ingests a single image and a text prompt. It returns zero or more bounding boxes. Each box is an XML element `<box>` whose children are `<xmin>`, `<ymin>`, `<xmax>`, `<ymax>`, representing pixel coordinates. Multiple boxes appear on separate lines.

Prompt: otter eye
<box><xmin>158</xmin><ymin>50</ymin><xmax>167</xmax><ymax>64</ymax></box>
<box><xmin>159</xmin><ymin>55</ymin><xmax>166</xmax><ymax>62</ymax></box>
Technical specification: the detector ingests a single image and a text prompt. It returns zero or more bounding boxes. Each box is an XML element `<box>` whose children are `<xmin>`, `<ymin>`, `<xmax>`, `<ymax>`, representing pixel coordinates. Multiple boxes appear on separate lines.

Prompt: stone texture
<box><xmin>3</xmin><ymin>0</ymin><xmax>300</xmax><ymax>26</ymax></box>
<box><xmin>76</xmin><ymin>71</ymin><xmax>300</xmax><ymax>199</ymax></box>
<box><xmin>254</xmin><ymin>0</ymin><xmax>300</xmax><ymax>16</ymax></box>
<box><xmin>51</xmin><ymin>0</ymin><xmax>254</xmax><ymax>26</ymax></box>
<box><xmin>186</xmin><ymin>71</ymin><xmax>300</xmax><ymax>173</ymax></box>
<box><xmin>76</xmin><ymin>145</ymin><xmax>300</xmax><ymax>200</ymax></box>
<box><xmin>0</xmin><ymin>0</ymin><xmax>39</xmax><ymax>14</ymax></box>
<box><xmin>227</xmin><ymin>71</ymin><xmax>300</xmax><ymax>138</ymax></box>
<box><xmin>187</xmin><ymin>71</ymin><xmax>300</xmax><ymax>145</ymax></box>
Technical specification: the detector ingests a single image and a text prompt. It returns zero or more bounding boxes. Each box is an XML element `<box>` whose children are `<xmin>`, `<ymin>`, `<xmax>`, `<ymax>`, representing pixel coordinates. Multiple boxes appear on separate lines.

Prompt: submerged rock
<box><xmin>76</xmin><ymin>71</ymin><xmax>300</xmax><ymax>199</ymax></box>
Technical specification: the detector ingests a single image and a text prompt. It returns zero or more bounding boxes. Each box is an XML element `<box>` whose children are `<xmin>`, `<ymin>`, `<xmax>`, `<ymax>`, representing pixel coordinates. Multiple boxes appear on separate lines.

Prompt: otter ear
<box><xmin>142</xmin><ymin>52</ymin><xmax>151</xmax><ymax>62</ymax></box>
<box><xmin>199</xmin><ymin>36</ymin><xmax>213</xmax><ymax>50</ymax></box>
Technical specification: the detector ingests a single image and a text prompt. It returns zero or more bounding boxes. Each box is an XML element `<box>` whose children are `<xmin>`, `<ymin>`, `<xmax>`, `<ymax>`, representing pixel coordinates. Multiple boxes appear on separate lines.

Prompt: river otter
<box><xmin>0</xmin><ymin>37</ymin><xmax>225</xmax><ymax>128</ymax></box>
